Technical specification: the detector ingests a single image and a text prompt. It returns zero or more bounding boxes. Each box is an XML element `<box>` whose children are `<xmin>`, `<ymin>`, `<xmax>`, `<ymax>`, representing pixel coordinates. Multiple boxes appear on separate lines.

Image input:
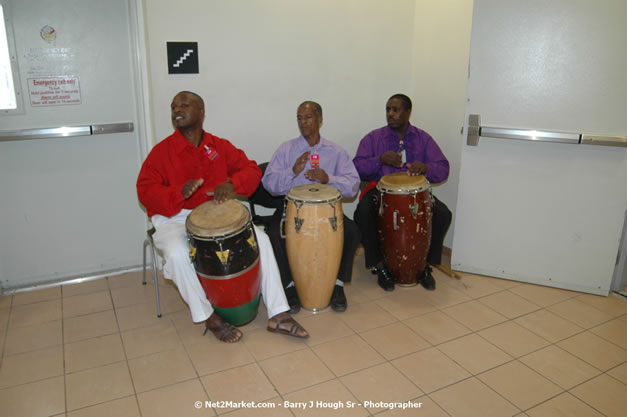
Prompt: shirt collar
<box><xmin>172</xmin><ymin>129</ymin><xmax>213</xmax><ymax>151</ymax></box>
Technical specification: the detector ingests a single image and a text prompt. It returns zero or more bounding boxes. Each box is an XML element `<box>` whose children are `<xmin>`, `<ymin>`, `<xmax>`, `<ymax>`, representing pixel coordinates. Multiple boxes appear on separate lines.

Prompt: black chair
<box><xmin>249</xmin><ymin>162</ymin><xmax>284</xmax><ymax>230</ymax></box>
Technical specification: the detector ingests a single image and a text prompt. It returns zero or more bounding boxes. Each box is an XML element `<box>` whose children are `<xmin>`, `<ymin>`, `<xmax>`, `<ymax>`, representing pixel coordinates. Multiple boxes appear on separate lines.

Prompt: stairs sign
<box><xmin>167</xmin><ymin>42</ymin><xmax>199</xmax><ymax>74</ymax></box>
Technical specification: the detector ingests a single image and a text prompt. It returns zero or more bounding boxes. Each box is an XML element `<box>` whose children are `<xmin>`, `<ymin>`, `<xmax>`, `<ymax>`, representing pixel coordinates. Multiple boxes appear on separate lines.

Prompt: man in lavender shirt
<box><xmin>353</xmin><ymin>94</ymin><xmax>452</xmax><ymax>292</ymax></box>
<box><xmin>262</xmin><ymin>101</ymin><xmax>361</xmax><ymax>313</ymax></box>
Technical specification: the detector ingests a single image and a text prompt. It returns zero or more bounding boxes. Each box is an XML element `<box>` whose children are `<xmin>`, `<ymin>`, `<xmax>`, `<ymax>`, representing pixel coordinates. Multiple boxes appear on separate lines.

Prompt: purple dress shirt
<box><xmin>262</xmin><ymin>136</ymin><xmax>360</xmax><ymax>198</ymax></box>
<box><xmin>353</xmin><ymin>124</ymin><xmax>449</xmax><ymax>184</ymax></box>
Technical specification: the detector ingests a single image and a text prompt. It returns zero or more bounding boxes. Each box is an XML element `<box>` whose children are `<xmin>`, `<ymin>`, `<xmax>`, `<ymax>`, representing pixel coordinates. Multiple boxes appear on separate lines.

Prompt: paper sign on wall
<box><xmin>27</xmin><ymin>75</ymin><xmax>82</xmax><ymax>107</ymax></box>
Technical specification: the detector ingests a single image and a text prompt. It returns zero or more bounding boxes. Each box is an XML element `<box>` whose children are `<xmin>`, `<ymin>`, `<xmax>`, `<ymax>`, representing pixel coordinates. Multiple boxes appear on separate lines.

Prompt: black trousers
<box><xmin>267</xmin><ymin>204</ymin><xmax>362</xmax><ymax>289</ymax></box>
<box><xmin>354</xmin><ymin>187</ymin><xmax>452</xmax><ymax>268</ymax></box>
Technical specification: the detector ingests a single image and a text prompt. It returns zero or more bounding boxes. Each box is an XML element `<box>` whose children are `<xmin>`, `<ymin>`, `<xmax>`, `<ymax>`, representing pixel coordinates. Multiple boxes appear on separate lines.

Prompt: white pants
<box><xmin>152</xmin><ymin>210</ymin><xmax>289</xmax><ymax>323</ymax></box>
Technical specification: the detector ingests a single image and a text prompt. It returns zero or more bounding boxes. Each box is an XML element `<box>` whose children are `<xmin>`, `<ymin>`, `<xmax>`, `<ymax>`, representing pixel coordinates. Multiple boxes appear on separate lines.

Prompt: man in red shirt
<box><xmin>137</xmin><ymin>91</ymin><xmax>308</xmax><ymax>343</ymax></box>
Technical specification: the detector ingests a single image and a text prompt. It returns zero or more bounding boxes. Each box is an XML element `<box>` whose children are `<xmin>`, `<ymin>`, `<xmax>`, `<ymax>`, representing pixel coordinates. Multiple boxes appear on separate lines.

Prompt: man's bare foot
<box><xmin>204</xmin><ymin>312</ymin><xmax>243</xmax><ymax>343</ymax></box>
<box><xmin>267</xmin><ymin>312</ymin><xmax>309</xmax><ymax>338</ymax></box>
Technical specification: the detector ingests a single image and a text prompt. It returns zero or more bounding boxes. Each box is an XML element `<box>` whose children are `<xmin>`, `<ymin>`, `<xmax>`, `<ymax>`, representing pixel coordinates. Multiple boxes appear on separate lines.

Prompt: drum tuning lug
<box><xmin>393</xmin><ymin>210</ymin><xmax>400</xmax><ymax>231</ymax></box>
<box><xmin>410</xmin><ymin>203</ymin><xmax>419</xmax><ymax>220</ymax></box>
<box><xmin>295</xmin><ymin>217</ymin><xmax>304</xmax><ymax>233</ymax></box>
<box><xmin>329</xmin><ymin>216</ymin><xmax>338</xmax><ymax>231</ymax></box>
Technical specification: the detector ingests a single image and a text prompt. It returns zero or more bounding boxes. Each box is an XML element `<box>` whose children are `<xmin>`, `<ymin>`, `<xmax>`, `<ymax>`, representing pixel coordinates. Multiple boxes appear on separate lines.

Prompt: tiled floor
<box><xmin>1</xmin><ymin>254</ymin><xmax>626</xmax><ymax>417</ymax></box>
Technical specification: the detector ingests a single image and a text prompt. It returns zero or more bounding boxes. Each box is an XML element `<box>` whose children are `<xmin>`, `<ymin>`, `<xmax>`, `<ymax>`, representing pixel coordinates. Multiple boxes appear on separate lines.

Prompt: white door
<box><xmin>0</xmin><ymin>0</ymin><xmax>147</xmax><ymax>290</ymax></box>
<box><xmin>452</xmin><ymin>0</ymin><xmax>627</xmax><ymax>295</ymax></box>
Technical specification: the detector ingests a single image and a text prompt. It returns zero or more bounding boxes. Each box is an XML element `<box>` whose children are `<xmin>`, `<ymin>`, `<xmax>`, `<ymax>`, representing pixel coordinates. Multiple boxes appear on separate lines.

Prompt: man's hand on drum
<box><xmin>182</xmin><ymin>178</ymin><xmax>204</xmax><ymax>199</ymax></box>
<box><xmin>380</xmin><ymin>151</ymin><xmax>403</xmax><ymax>168</ymax></box>
<box><xmin>212</xmin><ymin>181</ymin><xmax>235</xmax><ymax>204</ymax></box>
<box><xmin>292</xmin><ymin>151</ymin><xmax>311</xmax><ymax>176</ymax></box>
<box><xmin>407</xmin><ymin>161</ymin><xmax>428</xmax><ymax>176</ymax></box>
<box><xmin>304</xmin><ymin>167</ymin><xmax>329</xmax><ymax>184</ymax></box>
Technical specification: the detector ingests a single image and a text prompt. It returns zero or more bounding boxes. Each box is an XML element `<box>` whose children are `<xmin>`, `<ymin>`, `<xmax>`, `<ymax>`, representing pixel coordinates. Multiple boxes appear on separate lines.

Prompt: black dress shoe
<box><xmin>284</xmin><ymin>286</ymin><xmax>301</xmax><ymax>314</ymax></box>
<box><xmin>419</xmin><ymin>265</ymin><xmax>436</xmax><ymax>291</ymax></box>
<box><xmin>376</xmin><ymin>266</ymin><xmax>395</xmax><ymax>291</ymax></box>
<box><xmin>330</xmin><ymin>285</ymin><xmax>347</xmax><ymax>312</ymax></box>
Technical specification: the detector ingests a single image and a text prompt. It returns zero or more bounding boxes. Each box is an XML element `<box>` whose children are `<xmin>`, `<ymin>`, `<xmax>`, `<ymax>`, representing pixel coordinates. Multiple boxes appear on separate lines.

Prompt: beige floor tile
<box><xmin>478</xmin><ymin>290</ymin><xmax>541</xmax><ymax>319</ymax></box>
<box><xmin>607</xmin><ymin>362</ymin><xmax>627</xmax><ymax>384</ymax></box>
<box><xmin>441</xmin><ymin>273</ymin><xmax>505</xmax><ymax>300</ymax></box>
<box><xmin>201</xmin><ymin>363</ymin><xmax>278</xmax><ymax>410</ymax></box>
<box><xmin>3</xmin><ymin>319</ymin><xmax>62</xmax><ymax>356</ymax></box>
<box><xmin>376</xmin><ymin>396</ymin><xmax>449</xmax><ymax>417</ymax></box>
<box><xmin>575</xmin><ymin>293</ymin><xmax>627</xmax><ymax>317</ymax></box>
<box><xmin>438</xmin><ymin>334</ymin><xmax>513</xmax><ymax>375</ymax></box>
<box><xmin>168</xmin><ymin>310</ymin><xmax>208</xmax><ymax>346</ymax></box>
<box><xmin>392</xmin><ymin>347</ymin><xmax>471</xmax><ymax>394</ymax></box>
<box><xmin>484</xmin><ymin>276</ymin><xmax>524</xmax><ymax>290</ymax></box>
<box><xmin>66</xmin><ymin>361</ymin><xmax>134</xmax><ymax>411</ymax></box>
<box><xmin>509</xmin><ymin>284</ymin><xmax>577</xmax><ymax>307</ymax></box>
<box><xmin>0</xmin><ymin>294</ymin><xmax>12</xmax><ymax>309</ymax></box>
<box><xmin>158</xmin><ymin>290</ymin><xmax>189</xmax><ymax>315</ymax></box>
<box><xmin>442</xmin><ymin>300</ymin><xmax>507</xmax><ymax>331</ymax></box>
<box><xmin>570</xmin><ymin>374</ymin><xmax>627</xmax><ymax>417</ymax></box>
<box><xmin>138</xmin><ymin>379</ymin><xmax>214</xmax><ymax>417</ymax></box>
<box><xmin>115</xmin><ymin>302</ymin><xmax>165</xmax><ymax>332</ymax></box>
<box><xmin>67</xmin><ymin>396</ymin><xmax>141</xmax><ymax>417</ymax></box>
<box><xmin>296</xmin><ymin>310</ymin><xmax>355</xmax><ymax>346</ymax></box>
<box><xmin>9</xmin><ymin>299</ymin><xmax>62</xmax><ymax>329</ymax></box>
<box><xmin>312</xmin><ymin>334</ymin><xmax>385</xmax><ymax>376</ymax></box>
<box><xmin>477</xmin><ymin>361</ymin><xmax>562</xmax><ymax>410</ymax></box>
<box><xmin>375</xmin><ymin>289</ymin><xmax>437</xmax><ymax>320</ymax></box>
<box><xmin>128</xmin><ymin>346</ymin><xmax>196</xmax><ymax>393</ymax></box>
<box><xmin>514</xmin><ymin>309</ymin><xmax>583</xmax><ymax>343</ymax></box>
<box><xmin>62</xmin><ymin>278</ymin><xmax>109</xmax><ymax>298</ymax></box>
<box><xmin>107</xmin><ymin>270</ymin><xmax>163</xmax><ymax>289</ymax></box>
<box><xmin>63</xmin><ymin>290</ymin><xmax>113</xmax><ymax>319</ymax></box>
<box><xmin>120</xmin><ymin>319</ymin><xmax>182</xmax><ymax>359</ymax></box>
<box><xmin>589</xmin><ymin>318</ymin><xmax>627</xmax><ymax>349</ymax></box>
<box><xmin>259</xmin><ymin>348</ymin><xmax>334</xmax><ymax>394</ymax></box>
<box><xmin>63</xmin><ymin>310</ymin><xmax>119</xmax><ymax>344</ymax></box>
<box><xmin>420</xmin><ymin>281</ymin><xmax>471</xmax><ymax>308</ymax></box>
<box><xmin>430</xmin><ymin>377</ymin><xmax>519</xmax><ymax>417</ymax></box>
<box><xmin>185</xmin><ymin>335</ymin><xmax>255</xmax><ymax>376</ymax></box>
<box><xmin>403</xmin><ymin>310</ymin><xmax>471</xmax><ymax>345</ymax></box>
<box><xmin>557</xmin><ymin>331</ymin><xmax>627</xmax><ymax>371</ymax></box>
<box><xmin>282</xmin><ymin>379</ymin><xmax>366</xmax><ymax>417</ymax></box>
<box><xmin>0</xmin><ymin>376</ymin><xmax>65</xmax><ymax>417</ymax></box>
<box><xmin>519</xmin><ymin>345</ymin><xmax>601</xmax><ymax>389</ymax></box>
<box><xmin>224</xmin><ymin>397</ymin><xmax>292</xmax><ymax>417</ymax></box>
<box><xmin>12</xmin><ymin>287</ymin><xmax>61</xmax><ymax>306</ymax></box>
<box><xmin>65</xmin><ymin>333</ymin><xmax>126</xmax><ymax>373</ymax></box>
<box><xmin>0</xmin><ymin>345</ymin><xmax>64</xmax><ymax>388</ymax></box>
<box><xmin>0</xmin><ymin>306</ymin><xmax>9</xmax><ymax>332</ymax></box>
<box><xmin>478</xmin><ymin>321</ymin><xmax>550</xmax><ymax>357</ymax></box>
<box><xmin>360</xmin><ymin>322</ymin><xmax>431</xmax><ymax>360</ymax></box>
<box><xmin>547</xmin><ymin>298</ymin><xmax>613</xmax><ymax>329</ymax></box>
<box><xmin>340</xmin><ymin>364</ymin><xmax>423</xmax><ymax>413</ymax></box>
<box><xmin>110</xmin><ymin>284</ymin><xmax>159</xmax><ymax>309</ymax></box>
<box><xmin>338</xmin><ymin>301</ymin><xmax>398</xmax><ymax>333</ymax></box>
<box><xmin>242</xmin><ymin>327</ymin><xmax>310</xmax><ymax>361</ymax></box>
<box><xmin>526</xmin><ymin>392</ymin><xmax>604</xmax><ymax>417</ymax></box>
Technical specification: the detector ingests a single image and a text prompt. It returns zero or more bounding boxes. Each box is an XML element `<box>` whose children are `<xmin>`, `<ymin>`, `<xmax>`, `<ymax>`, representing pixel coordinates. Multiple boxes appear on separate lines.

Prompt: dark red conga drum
<box><xmin>376</xmin><ymin>173</ymin><xmax>433</xmax><ymax>286</ymax></box>
<box><xmin>186</xmin><ymin>200</ymin><xmax>261</xmax><ymax>325</ymax></box>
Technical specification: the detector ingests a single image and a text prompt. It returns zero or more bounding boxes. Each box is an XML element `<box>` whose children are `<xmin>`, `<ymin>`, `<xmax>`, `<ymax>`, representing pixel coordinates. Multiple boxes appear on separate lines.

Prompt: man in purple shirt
<box><xmin>353</xmin><ymin>93</ymin><xmax>452</xmax><ymax>291</ymax></box>
<box><xmin>262</xmin><ymin>101</ymin><xmax>361</xmax><ymax>313</ymax></box>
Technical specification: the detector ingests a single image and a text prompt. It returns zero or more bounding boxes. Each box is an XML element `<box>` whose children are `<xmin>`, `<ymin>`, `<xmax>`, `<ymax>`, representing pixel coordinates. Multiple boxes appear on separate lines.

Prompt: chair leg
<box><xmin>142</xmin><ymin>238</ymin><xmax>149</xmax><ymax>285</ymax></box>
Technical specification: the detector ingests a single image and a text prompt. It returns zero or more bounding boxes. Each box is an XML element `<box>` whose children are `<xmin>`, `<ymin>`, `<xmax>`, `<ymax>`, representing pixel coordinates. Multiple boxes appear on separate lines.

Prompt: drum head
<box><xmin>287</xmin><ymin>184</ymin><xmax>341</xmax><ymax>203</ymax></box>
<box><xmin>186</xmin><ymin>200</ymin><xmax>250</xmax><ymax>238</ymax></box>
<box><xmin>377</xmin><ymin>172</ymin><xmax>430</xmax><ymax>194</ymax></box>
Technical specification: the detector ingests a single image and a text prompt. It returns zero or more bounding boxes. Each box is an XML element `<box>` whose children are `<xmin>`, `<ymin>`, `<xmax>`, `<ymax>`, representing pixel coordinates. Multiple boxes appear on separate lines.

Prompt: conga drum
<box><xmin>186</xmin><ymin>200</ymin><xmax>261</xmax><ymax>325</ymax></box>
<box><xmin>376</xmin><ymin>173</ymin><xmax>433</xmax><ymax>286</ymax></box>
<box><xmin>282</xmin><ymin>184</ymin><xmax>343</xmax><ymax>311</ymax></box>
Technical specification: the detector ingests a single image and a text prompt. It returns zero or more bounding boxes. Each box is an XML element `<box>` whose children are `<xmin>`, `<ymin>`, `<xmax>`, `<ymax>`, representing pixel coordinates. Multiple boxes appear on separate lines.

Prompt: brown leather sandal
<box><xmin>204</xmin><ymin>312</ymin><xmax>243</xmax><ymax>343</ymax></box>
<box><xmin>267</xmin><ymin>313</ymin><xmax>309</xmax><ymax>339</ymax></box>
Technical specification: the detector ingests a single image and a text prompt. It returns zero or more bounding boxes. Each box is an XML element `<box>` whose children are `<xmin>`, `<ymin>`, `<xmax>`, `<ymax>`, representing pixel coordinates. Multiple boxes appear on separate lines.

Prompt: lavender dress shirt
<box><xmin>353</xmin><ymin>125</ymin><xmax>449</xmax><ymax>184</ymax></box>
<box><xmin>262</xmin><ymin>136</ymin><xmax>360</xmax><ymax>198</ymax></box>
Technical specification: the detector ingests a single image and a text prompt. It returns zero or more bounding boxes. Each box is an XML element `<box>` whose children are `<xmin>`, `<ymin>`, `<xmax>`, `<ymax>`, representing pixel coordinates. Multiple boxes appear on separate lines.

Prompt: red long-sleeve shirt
<box><xmin>136</xmin><ymin>129</ymin><xmax>261</xmax><ymax>218</ymax></box>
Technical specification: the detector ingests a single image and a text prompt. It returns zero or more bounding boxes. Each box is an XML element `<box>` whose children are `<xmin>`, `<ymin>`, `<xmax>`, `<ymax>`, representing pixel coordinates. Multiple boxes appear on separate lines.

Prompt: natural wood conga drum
<box><xmin>377</xmin><ymin>173</ymin><xmax>433</xmax><ymax>286</ymax></box>
<box><xmin>186</xmin><ymin>200</ymin><xmax>261</xmax><ymax>325</ymax></box>
<box><xmin>282</xmin><ymin>184</ymin><xmax>343</xmax><ymax>311</ymax></box>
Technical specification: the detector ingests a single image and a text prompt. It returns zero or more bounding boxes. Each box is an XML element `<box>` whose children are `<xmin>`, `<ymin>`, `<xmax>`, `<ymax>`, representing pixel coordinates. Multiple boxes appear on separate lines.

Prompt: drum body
<box><xmin>283</xmin><ymin>184</ymin><xmax>343</xmax><ymax>311</ymax></box>
<box><xmin>186</xmin><ymin>200</ymin><xmax>261</xmax><ymax>325</ymax></box>
<box><xmin>377</xmin><ymin>173</ymin><xmax>433</xmax><ymax>286</ymax></box>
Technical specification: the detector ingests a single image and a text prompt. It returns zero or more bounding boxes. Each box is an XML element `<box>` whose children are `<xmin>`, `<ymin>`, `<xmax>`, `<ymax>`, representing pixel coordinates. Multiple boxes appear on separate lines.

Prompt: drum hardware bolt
<box><xmin>393</xmin><ymin>210</ymin><xmax>400</xmax><ymax>231</ymax></box>
<box><xmin>294</xmin><ymin>217</ymin><xmax>304</xmax><ymax>233</ymax></box>
<box><xmin>328</xmin><ymin>216</ymin><xmax>338</xmax><ymax>231</ymax></box>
